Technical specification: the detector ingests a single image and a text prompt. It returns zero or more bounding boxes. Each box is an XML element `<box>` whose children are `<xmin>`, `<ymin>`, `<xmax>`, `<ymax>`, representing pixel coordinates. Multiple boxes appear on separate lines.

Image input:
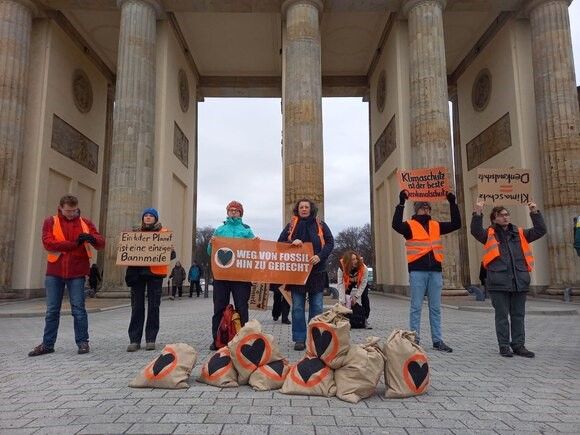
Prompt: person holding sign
<box><xmin>278</xmin><ymin>199</ymin><xmax>334</xmax><ymax>351</ymax></box>
<box><xmin>208</xmin><ymin>201</ymin><xmax>256</xmax><ymax>350</ymax></box>
<box><xmin>28</xmin><ymin>195</ymin><xmax>105</xmax><ymax>357</ymax></box>
<box><xmin>125</xmin><ymin>208</ymin><xmax>173</xmax><ymax>352</ymax></box>
<box><xmin>392</xmin><ymin>190</ymin><xmax>461</xmax><ymax>352</ymax></box>
<box><xmin>470</xmin><ymin>201</ymin><xmax>546</xmax><ymax>358</ymax></box>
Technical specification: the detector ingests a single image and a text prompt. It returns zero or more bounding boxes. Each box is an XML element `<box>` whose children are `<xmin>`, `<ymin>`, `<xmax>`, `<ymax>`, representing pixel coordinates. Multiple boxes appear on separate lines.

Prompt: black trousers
<box><xmin>489</xmin><ymin>291</ymin><xmax>527</xmax><ymax>348</ymax></box>
<box><xmin>128</xmin><ymin>276</ymin><xmax>163</xmax><ymax>343</ymax></box>
<box><xmin>190</xmin><ymin>280</ymin><xmax>201</xmax><ymax>297</ymax></box>
<box><xmin>171</xmin><ymin>283</ymin><xmax>183</xmax><ymax>297</ymax></box>
<box><xmin>211</xmin><ymin>280</ymin><xmax>251</xmax><ymax>339</ymax></box>
<box><xmin>272</xmin><ymin>288</ymin><xmax>290</xmax><ymax>321</ymax></box>
<box><xmin>361</xmin><ymin>285</ymin><xmax>370</xmax><ymax>319</ymax></box>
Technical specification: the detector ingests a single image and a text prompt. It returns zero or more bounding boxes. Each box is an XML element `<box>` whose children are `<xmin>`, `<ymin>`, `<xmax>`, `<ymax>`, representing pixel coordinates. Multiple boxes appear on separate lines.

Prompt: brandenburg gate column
<box><xmin>102</xmin><ymin>0</ymin><xmax>160</xmax><ymax>292</ymax></box>
<box><xmin>0</xmin><ymin>0</ymin><xmax>35</xmax><ymax>294</ymax></box>
<box><xmin>281</xmin><ymin>0</ymin><xmax>324</xmax><ymax>222</ymax></box>
<box><xmin>402</xmin><ymin>0</ymin><xmax>464</xmax><ymax>290</ymax></box>
<box><xmin>526</xmin><ymin>0</ymin><xmax>580</xmax><ymax>288</ymax></box>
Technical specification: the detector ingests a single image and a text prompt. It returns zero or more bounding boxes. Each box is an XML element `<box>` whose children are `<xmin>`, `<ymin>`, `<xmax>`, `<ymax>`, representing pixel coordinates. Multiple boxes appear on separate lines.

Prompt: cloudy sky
<box><xmin>197</xmin><ymin>5</ymin><xmax>580</xmax><ymax>241</ymax></box>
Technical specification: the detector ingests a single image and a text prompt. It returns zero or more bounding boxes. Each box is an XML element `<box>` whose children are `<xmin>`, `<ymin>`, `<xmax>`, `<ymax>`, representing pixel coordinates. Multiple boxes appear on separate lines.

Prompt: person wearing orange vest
<box><xmin>337</xmin><ymin>251</ymin><xmax>369</xmax><ymax>328</ymax></box>
<box><xmin>392</xmin><ymin>190</ymin><xmax>461</xmax><ymax>352</ymax></box>
<box><xmin>278</xmin><ymin>198</ymin><xmax>334</xmax><ymax>351</ymax></box>
<box><xmin>471</xmin><ymin>200</ymin><xmax>546</xmax><ymax>358</ymax></box>
<box><xmin>125</xmin><ymin>208</ymin><xmax>174</xmax><ymax>352</ymax></box>
<box><xmin>28</xmin><ymin>194</ymin><xmax>105</xmax><ymax>357</ymax></box>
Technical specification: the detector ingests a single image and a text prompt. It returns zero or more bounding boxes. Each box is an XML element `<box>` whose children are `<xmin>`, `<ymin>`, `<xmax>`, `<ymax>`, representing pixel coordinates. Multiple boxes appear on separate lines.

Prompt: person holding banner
<box><xmin>208</xmin><ymin>200</ymin><xmax>256</xmax><ymax>350</ymax></box>
<box><xmin>28</xmin><ymin>194</ymin><xmax>105</xmax><ymax>357</ymax></box>
<box><xmin>470</xmin><ymin>201</ymin><xmax>546</xmax><ymax>358</ymax></box>
<box><xmin>278</xmin><ymin>199</ymin><xmax>334</xmax><ymax>351</ymax></box>
<box><xmin>392</xmin><ymin>190</ymin><xmax>460</xmax><ymax>352</ymax></box>
<box><xmin>125</xmin><ymin>208</ymin><xmax>173</xmax><ymax>352</ymax></box>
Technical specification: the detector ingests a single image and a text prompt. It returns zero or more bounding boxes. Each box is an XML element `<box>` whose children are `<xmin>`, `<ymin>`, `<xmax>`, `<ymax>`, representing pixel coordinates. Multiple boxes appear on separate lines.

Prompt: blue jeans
<box><xmin>409</xmin><ymin>271</ymin><xmax>443</xmax><ymax>344</ymax></box>
<box><xmin>291</xmin><ymin>291</ymin><xmax>324</xmax><ymax>343</ymax></box>
<box><xmin>42</xmin><ymin>276</ymin><xmax>88</xmax><ymax>348</ymax></box>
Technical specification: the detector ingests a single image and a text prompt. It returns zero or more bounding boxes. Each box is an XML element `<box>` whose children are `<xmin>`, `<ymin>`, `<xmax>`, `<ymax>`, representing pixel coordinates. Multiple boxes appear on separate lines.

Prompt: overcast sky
<box><xmin>197</xmin><ymin>5</ymin><xmax>580</xmax><ymax>241</ymax></box>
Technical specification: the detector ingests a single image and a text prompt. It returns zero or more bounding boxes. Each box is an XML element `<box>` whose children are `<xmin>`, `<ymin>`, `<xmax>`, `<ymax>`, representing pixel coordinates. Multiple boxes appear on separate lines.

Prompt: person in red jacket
<box><xmin>28</xmin><ymin>194</ymin><xmax>105</xmax><ymax>357</ymax></box>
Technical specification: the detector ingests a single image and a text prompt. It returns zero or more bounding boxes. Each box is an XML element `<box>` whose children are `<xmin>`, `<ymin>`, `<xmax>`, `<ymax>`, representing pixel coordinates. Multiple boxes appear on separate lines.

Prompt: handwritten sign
<box><xmin>398</xmin><ymin>166</ymin><xmax>450</xmax><ymax>201</ymax></box>
<box><xmin>116</xmin><ymin>231</ymin><xmax>173</xmax><ymax>266</ymax></box>
<box><xmin>249</xmin><ymin>283</ymin><xmax>270</xmax><ymax>310</ymax></box>
<box><xmin>211</xmin><ymin>238</ymin><xmax>314</xmax><ymax>285</ymax></box>
<box><xmin>477</xmin><ymin>168</ymin><xmax>531</xmax><ymax>205</ymax></box>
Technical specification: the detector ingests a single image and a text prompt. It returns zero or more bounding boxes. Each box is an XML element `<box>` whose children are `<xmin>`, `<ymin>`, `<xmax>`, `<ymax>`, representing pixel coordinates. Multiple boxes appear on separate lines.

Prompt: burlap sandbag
<box><xmin>227</xmin><ymin>319</ymin><xmax>284</xmax><ymax>384</ymax></box>
<box><xmin>129</xmin><ymin>343</ymin><xmax>197</xmax><ymax>389</ymax></box>
<box><xmin>383</xmin><ymin>329</ymin><xmax>430</xmax><ymax>398</ymax></box>
<box><xmin>248</xmin><ymin>359</ymin><xmax>290</xmax><ymax>391</ymax></box>
<box><xmin>280</xmin><ymin>356</ymin><xmax>336</xmax><ymax>397</ymax></box>
<box><xmin>306</xmin><ymin>303</ymin><xmax>352</xmax><ymax>369</ymax></box>
<box><xmin>335</xmin><ymin>336</ymin><xmax>385</xmax><ymax>403</ymax></box>
<box><xmin>197</xmin><ymin>346</ymin><xmax>239</xmax><ymax>388</ymax></box>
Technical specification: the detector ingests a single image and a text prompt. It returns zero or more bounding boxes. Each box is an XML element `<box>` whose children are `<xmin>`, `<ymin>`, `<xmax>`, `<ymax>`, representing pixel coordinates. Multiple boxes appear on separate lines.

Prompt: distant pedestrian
<box><xmin>271</xmin><ymin>284</ymin><xmax>291</xmax><ymax>324</ymax></box>
<box><xmin>188</xmin><ymin>260</ymin><xmax>203</xmax><ymax>297</ymax></box>
<box><xmin>125</xmin><ymin>208</ymin><xmax>174</xmax><ymax>352</ymax></box>
<box><xmin>28</xmin><ymin>194</ymin><xmax>105</xmax><ymax>357</ymax></box>
<box><xmin>169</xmin><ymin>261</ymin><xmax>186</xmax><ymax>299</ymax></box>
<box><xmin>471</xmin><ymin>200</ymin><xmax>547</xmax><ymax>358</ymax></box>
<box><xmin>88</xmin><ymin>263</ymin><xmax>102</xmax><ymax>298</ymax></box>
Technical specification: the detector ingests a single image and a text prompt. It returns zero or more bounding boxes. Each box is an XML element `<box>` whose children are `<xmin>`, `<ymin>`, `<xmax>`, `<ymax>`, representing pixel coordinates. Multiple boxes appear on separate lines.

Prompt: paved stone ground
<box><xmin>1</xmin><ymin>294</ymin><xmax>579</xmax><ymax>434</ymax></box>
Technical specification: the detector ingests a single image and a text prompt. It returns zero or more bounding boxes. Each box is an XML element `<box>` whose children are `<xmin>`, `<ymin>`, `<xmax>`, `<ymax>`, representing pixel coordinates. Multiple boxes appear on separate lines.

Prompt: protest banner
<box><xmin>116</xmin><ymin>231</ymin><xmax>174</xmax><ymax>266</ymax></box>
<box><xmin>279</xmin><ymin>285</ymin><xmax>292</xmax><ymax>306</ymax></box>
<box><xmin>249</xmin><ymin>283</ymin><xmax>270</xmax><ymax>310</ymax></box>
<box><xmin>398</xmin><ymin>167</ymin><xmax>450</xmax><ymax>201</ymax></box>
<box><xmin>477</xmin><ymin>168</ymin><xmax>531</xmax><ymax>205</ymax></box>
<box><xmin>211</xmin><ymin>238</ymin><xmax>314</xmax><ymax>285</ymax></box>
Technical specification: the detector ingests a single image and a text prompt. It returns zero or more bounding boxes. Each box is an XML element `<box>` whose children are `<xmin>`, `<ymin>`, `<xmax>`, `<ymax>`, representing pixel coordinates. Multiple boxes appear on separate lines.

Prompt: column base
<box><xmin>98</xmin><ymin>290</ymin><xmax>131</xmax><ymax>298</ymax></box>
<box><xmin>0</xmin><ymin>287</ymin><xmax>45</xmax><ymax>300</ymax></box>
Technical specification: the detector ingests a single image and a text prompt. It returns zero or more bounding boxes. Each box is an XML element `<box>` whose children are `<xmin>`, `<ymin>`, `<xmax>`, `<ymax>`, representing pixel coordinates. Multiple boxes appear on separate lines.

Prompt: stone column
<box><xmin>0</xmin><ymin>0</ymin><xmax>35</xmax><ymax>296</ymax></box>
<box><xmin>102</xmin><ymin>0</ymin><xmax>160</xmax><ymax>294</ymax></box>
<box><xmin>527</xmin><ymin>0</ymin><xmax>580</xmax><ymax>288</ymax></box>
<box><xmin>281</xmin><ymin>0</ymin><xmax>324</xmax><ymax>223</ymax></box>
<box><xmin>402</xmin><ymin>0</ymin><xmax>464</xmax><ymax>290</ymax></box>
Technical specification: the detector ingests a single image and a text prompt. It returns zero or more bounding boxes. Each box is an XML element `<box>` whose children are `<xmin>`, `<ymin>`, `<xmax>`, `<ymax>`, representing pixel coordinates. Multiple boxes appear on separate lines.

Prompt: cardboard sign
<box><xmin>116</xmin><ymin>231</ymin><xmax>173</xmax><ymax>266</ymax></box>
<box><xmin>249</xmin><ymin>283</ymin><xmax>270</xmax><ymax>310</ymax></box>
<box><xmin>477</xmin><ymin>168</ymin><xmax>531</xmax><ymax>205</ymax></box>
<box><xmin>279</xmin><ymin>285</ymin><xmax>292</xmax><ymax>306</ymax></box>
<box><xmin>211</xmin><ymin>238</ymin><xmax>314</xmax><ymax>285</ymax></box>
<box><xmin>398</xmin><ymin>167</ymin><xmax>450</xmax><ymax>201</ymax></box>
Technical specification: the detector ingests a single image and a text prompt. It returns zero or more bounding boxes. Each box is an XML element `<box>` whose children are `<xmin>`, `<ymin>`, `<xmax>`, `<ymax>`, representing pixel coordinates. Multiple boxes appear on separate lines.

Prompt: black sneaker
<box><xmin>294</xmin><ymin>342</ymin><xmax>306</xmax><ymax>351</ymax></box>
<box><xmin>512</xmin><ymin>346</ymin><xmax>535</xmax><ymax>358</ymax></box>
<box><xmin>28</xmin><ymin>344</ymin><xmax>54</xmax><ymax>357</ymax></box>
<box><xmin>209</xmin><ymin>342</ymin><xmax>218</xmax><ymax>351</ymax></box>
<box><xmin>273</xmin><ymin>316</ymin><xmax>279</xmax><ymax>322</ymax></box>
<box><xmin>433</xmin><ymin>341</ymin><xmax>453</xmax><ymax>353</ymax></box>
<box><xmin>281</xmin><ymin>319</ymin><xmax>291</xmax><ymax>325</ymax></box>
<box><xmin>78</xmin><ymin>342</ymin><xmax>90</xmax><ymax>354</ymax></box>
<box><xmin>499</xmin><ymin>346</ymin><xmax>514</xmax><ymax>357</ymax></box>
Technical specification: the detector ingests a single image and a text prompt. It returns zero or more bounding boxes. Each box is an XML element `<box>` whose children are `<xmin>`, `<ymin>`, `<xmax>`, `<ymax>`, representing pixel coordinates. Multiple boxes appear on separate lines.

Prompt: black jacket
<box><xmin>470</xmin><ymin>212</ymin><xmax>547</xmax><ymax>292</ymax></box>
<box><xmin>391</xmin><ymin>203</ymin><xmax>461</xmax><ymax>272</ymax></box>
<box><xmin>278</xmin><ymin>217</ymin><xmax>334</xmax><ymax>274</ymax></box>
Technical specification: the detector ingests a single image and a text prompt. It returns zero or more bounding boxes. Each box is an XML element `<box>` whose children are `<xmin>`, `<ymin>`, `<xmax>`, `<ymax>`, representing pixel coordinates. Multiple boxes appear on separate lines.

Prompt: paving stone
<box><xmin>34</xmin><ymin>425</ymin><xmax>87</xmax><ymax>434</ymax></box>
<box><xmin>204</xmin><ymin>413</ymin><xmax>249</xmax><ymax>423</ymax></box>
<box><xmin>250</xmin><ymin>414</ymin><xmax>292</xmax><ymax>425</ymax></box>
<box><xmin>125</xmin><ymin>423</ymin><xmax>177</xmax><ymax>434</ymax></box>
<box><xmin>159</xmin><ymin>413</ymin><xmax>207</xmax><ymax>423</ymax></box>
<box><xmin>78</xmin><ymin>423</ymin><xmax>132</xmax><ymax>434</ymax></box>
<box><xmin>270</xmin><ymin>425</ymin><xmax>315</xmax><ymax>435</ymax></box>
<box><xmin>115</xmin><ymin>413</ymin><xmax>163</xmax><ymax>423</ymax></box>
<box><xmin>173</xmin><ymin>423</ymin><xmax>223</xmax><ymax>434</ymax></box>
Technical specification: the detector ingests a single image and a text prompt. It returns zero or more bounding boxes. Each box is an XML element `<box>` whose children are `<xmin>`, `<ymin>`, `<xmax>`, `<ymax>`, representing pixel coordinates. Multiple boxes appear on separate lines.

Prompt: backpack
<box><xmin>215</xmin><ymin>304</ymin><xmax>242</xmax><ymax>348</ymax></box>
<box><xmin>349</xmin><ymin>303</ymin><xmax>366</xmax><ymax>329</ymax></box>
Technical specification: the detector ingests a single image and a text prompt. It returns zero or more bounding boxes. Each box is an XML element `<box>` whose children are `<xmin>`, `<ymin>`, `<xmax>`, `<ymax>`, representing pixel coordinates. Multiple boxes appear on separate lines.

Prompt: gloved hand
<box><xmin>446</xmin><ymin>191</ymin><xmax>456</xmax><ymax>204</ymax></box>
<box><xmin>399</xmin><ymin>190</ymin><xmax>409</xmax><ymax>206</ymax></box>
<box><xmin>77</xmin><ymin>233</ymin><xmax>96</xmax><ymax>245</ymax></box>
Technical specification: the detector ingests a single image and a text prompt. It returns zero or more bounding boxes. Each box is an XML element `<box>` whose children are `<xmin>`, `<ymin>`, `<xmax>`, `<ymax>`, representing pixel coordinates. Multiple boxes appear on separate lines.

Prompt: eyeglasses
<box><xmin>421</xmin><ymin>206</ymin><xmax>432</xmax><ymax>211</ymax></box>
<box><xmin>497</xmin><ymin>212</ymin><xmax>510</xmax><ymax>217</ymax></box>
<box><xmin>228</xmin><ymin>209</ymin><xmax>241</xmax><ymax>213</ymax></box>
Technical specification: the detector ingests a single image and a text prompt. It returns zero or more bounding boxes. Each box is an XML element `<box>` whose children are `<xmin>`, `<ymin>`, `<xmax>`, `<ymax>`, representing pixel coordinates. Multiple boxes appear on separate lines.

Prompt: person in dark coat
<box><xmin>169</xmin><ymin>261</ymin><xmax>186</xmax><ymax>299</ymax></box>
<box><xmin>471</xmin><ymin>200</ymin><xmax>547</xmax><ymax>358</ymax></box>
<box><xmin>188</xmin><ymin>260</ymin><xmax>203</xmax><ymax>297</ymax></box>
<box><xmin>270</xmin><ymin>284</ymin><xmax>291</xmax><ymax>324</ymax></box>
<box><xmin>277</xmin><ymin>198</ymin><xmax>334</xmax><ymax>351</ymax></box>
<box><xmin>88</xmin><ymin>263</ymin><xmax>102</xmax><ymax>298</ymax></box>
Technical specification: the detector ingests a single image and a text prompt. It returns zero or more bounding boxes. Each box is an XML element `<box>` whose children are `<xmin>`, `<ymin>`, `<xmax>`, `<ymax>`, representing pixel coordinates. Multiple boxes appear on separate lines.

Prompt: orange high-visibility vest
<box><xmin>482</xmin><ymin>227</ymin><xmax>534</xmax><ymax>272</ymax></box>
<box><xmin>339</xmin><ymin>258</ymin><xmax>366</xmax><ymax>289</ymax></box>
<box><xmin>149</xmin><ymin>228</ymin><xmax>170</xmax><ymax>276</ymax></box>
<box><xmin>287</xmin><ymin>216</ymin><xmax>325</xmax><ymax>248</ymax></box>
<box><xmin>405</xmin><ymin>220</ymin><xmax>443</xmax><ymax>263</ymax></box>
<box><xmin>47</xmin><ymin>215</ymin><xmax>92</xmax><ymax>262</ymax></box>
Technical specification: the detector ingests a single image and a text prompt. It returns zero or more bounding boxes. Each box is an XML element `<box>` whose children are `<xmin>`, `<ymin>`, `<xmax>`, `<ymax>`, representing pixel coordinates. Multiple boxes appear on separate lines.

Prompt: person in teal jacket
<box><xmin>208</xmin><ymin>200</ymin><xmax>256</xmax><ymax>350</ymax></box>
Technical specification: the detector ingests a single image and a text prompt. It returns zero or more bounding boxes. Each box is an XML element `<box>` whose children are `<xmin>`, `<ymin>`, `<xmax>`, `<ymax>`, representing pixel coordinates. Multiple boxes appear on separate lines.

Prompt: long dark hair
<box><xmin>292</xmin><ymin>198</ymin><xmax>318</xmax><ymax>218</ymax></box>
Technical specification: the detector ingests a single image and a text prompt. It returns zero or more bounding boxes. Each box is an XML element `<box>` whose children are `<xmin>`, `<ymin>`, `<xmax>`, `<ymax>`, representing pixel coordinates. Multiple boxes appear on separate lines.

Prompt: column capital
<box><xmin>281</xmin><ymin>0</ymin><xmax>324</xmax><ymax>18</ymax></box>
<box><xmin>117</xmin><ymin>0</ymin><xmax>163</xmax><ymax>18</ymax></box>
<box><xmin>524</xmin><ymin>0</ymin><xmax>572</xmax><ymax>17</ymax></box>
<box><xmin>401</xmin><ymin>0</ymin><xmax>447</xmax><ymax>19</ymax></box>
